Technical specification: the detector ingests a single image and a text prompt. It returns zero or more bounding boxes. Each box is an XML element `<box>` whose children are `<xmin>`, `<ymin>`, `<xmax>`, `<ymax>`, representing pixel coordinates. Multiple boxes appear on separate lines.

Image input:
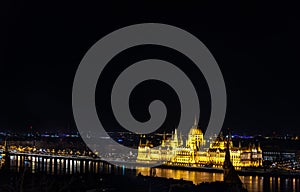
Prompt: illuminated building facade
<box><xmin>137</xmin><ymin>118</ymin><xmax>263</xmax><ymax>168</ymax></box>
<box><xmin>137</xmin><ymin>129</ymin><xmax>183</xmax><ymax>163</ymax></box>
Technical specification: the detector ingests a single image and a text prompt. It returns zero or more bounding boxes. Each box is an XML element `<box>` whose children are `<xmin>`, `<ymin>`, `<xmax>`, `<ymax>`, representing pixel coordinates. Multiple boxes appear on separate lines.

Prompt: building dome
<box><xmin>189</xmin><ymin>116</ymin><xmax>203</xmax><ymax>135</ymax></box>
<box><xmin>189</xmin><ymin>127</ymin><xmax>203</xmax><ymax>135</ymax></box>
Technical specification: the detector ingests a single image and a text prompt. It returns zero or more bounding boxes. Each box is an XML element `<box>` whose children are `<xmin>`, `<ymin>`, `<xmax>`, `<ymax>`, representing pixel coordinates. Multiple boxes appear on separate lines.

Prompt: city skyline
<box><xmin>2</xmin><ymin>2</ymin><xmax>300</xmax><ymax>192</ymax></box>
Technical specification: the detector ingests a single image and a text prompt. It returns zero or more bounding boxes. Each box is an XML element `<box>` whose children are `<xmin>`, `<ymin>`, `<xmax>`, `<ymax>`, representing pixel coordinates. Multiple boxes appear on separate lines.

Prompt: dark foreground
<box><xmin>0</xmin><ymin>169</ymin><xmax>246</xmax><ymax>192</ymax></box>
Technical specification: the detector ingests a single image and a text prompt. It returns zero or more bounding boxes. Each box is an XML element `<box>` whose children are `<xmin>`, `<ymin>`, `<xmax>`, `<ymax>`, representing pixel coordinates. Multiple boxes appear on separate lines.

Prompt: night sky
<box><xmin>1</xmin><ymin>1</ymin><xmax>299</xmax><ymax>135</ymax></box>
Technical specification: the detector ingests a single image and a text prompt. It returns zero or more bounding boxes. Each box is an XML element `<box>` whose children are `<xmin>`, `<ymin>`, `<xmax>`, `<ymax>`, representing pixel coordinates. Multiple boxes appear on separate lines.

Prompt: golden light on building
<box><xmin>137</xmin><ymin>118</ymin><xmax>263</xmax><ymax>168</ymax></box>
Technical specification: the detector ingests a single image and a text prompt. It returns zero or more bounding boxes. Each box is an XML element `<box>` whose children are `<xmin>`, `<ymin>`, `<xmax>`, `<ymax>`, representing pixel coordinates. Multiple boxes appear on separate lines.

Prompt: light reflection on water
<box><xmin>136</xmin><ymin>167</ymin><xmax>223</xmax><ymax>183</ymax></box>
<box><xmin>9</xmin><ymin>155</ymin><xmax>300</xmax><ymax>192</ymax></box>
<box><xmin>136</xmin><ymin>167</ymin><xmax>300</xmax><ymax>192</ymax></box>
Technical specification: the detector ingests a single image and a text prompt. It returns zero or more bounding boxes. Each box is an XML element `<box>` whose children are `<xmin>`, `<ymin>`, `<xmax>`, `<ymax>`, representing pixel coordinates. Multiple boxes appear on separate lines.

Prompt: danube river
<box><xmin>8</xmin><ymin>154</ymin><xmax>300</xmax><ymax>192</ymax></box>
<box><xmin>137</xmin><ymin>167</ymin><xmax>300</xmax><ymax>192</ymax></box>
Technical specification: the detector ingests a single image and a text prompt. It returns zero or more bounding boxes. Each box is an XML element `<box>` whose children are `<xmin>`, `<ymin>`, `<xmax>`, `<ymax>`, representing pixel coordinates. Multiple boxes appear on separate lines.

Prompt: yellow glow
<box><xmin>137</xmin><ymin>122</ymin><xmax>263</xmax><ymax>168</ymax></box>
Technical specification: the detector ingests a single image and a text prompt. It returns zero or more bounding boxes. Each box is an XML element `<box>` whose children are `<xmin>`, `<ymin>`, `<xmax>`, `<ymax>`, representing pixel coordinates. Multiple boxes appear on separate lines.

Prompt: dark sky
<box><xmin>1</xmin><ymin>1</ymin><xmax>299</xmax><ymax>135</ymax></box>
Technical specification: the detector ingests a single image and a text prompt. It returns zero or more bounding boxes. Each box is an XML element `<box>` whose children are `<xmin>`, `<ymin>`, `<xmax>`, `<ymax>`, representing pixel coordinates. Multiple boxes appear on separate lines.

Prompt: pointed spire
<box><xmin>257</xmin><ymin>142</ymin><xmax>261</xmax><ymax>151</ymax></box>
<box><xmin>223</xmin><ymin>132</ymin><xmax>243</xmax><ymax>186</ymax></box>
<box><xmin>219</xmin><ymin>131</ymin><xmax>223</xmax><ymax>140</ymax></box>
<box><xmin>4</xmin><ymin>136</ymin><xmax>8</xmax><ymax>152</ymax></box>
<box><xmin>4</xmin><ymin>138</ymin><xmax>7</xmax><ymax>150</ymax></box>
<box><xmin>174</xmin><ymin>128</ymin><xmax>178</xmax><ymax>139</ymax></box>
<box><xmin>173</xmin><ymin>128</ymin><xmax>178</xmax><ymax>145</ymax></box>
<box><xmin>162</xmin><ymin>131</ymin><xmax>166</xmax><ymax>147</ymax></box>
<box><xmin>180</xmin><ymin>131</ymin><xmax>183</xmax><ymax>146</ymax></box>
<box><xmin>227</xmin><ymin>128</ymin><xmax>232</xmax><ymax>139</ymax></box>
<box><xmin>194</xmin><ymin>115</ymin><xmax>198</xmax><ymax>127</ymax></box>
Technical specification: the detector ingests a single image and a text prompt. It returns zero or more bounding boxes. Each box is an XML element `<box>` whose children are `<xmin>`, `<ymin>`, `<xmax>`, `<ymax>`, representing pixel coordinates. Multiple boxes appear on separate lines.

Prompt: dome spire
<box><xmin>194</xmin><ymin>115</ymin><xmax>198</xmax><ymax>127</ymax></box>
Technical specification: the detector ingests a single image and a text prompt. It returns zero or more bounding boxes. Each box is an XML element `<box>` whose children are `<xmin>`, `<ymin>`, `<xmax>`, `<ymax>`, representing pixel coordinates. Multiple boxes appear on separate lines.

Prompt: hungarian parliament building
<box><xmin>137</xmin><ymin>119</ymin><xmax>263</xmax><ymax>168</ymax></box>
